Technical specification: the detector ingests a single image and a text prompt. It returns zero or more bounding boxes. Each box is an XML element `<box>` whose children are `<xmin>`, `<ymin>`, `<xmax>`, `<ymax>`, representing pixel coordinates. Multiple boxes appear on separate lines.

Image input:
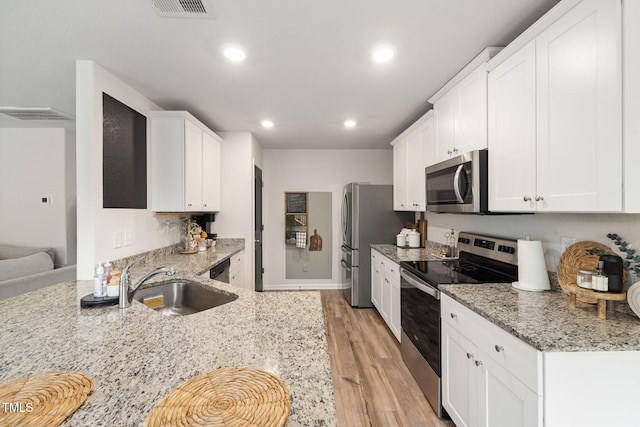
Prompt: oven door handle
<box><xmin>401</xmin><ymin>268</ymin><xmax>440</xmax><ymax>300</ymax></box>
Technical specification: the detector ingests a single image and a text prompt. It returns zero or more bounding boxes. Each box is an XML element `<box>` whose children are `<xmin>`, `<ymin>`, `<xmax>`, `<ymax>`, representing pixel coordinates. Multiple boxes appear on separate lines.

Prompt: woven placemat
<box><xmin>0</xmin><ymin>372</ymin><xmax>92</xmax><ymax>427</ymax></box>
<box><xmin>145</xmin><ymin>367</ymin><xmax>291</xmax><ymax>427</ymax></box>
<box><xmin>557</xmin><ymin>241</ymin><xmax>626</xmax><ymax>304</ymax></box>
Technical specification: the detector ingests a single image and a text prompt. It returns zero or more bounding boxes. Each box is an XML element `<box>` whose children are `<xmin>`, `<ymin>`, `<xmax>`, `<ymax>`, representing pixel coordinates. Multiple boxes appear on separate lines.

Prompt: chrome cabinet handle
<box><xmin>475</xmin><ymin>360</ymin><xmax>483</xmax><ymax>367</ymax></box>
<box><xmin>466</xmin><ymin>352</ymin><xmax>474</xmax><ymax>360</ymax></box>
<box><xmin>523</xmin><ymin>196</ymin><xmax>531</xmax><ymax>202</ymax></box>
<box><xmin>450</xmin><ymin>313</ymin><xmax>457</xmax><ymax>319</ymax></box>
<box><xmin>535</xmin><ymin>195</ymin><xmax>544</xmax><ymax>201</ymax></box>
<box><xmin>495</xmin><ymin>345</ymin><xmax>504</xmax><ymax>352</ymax></box>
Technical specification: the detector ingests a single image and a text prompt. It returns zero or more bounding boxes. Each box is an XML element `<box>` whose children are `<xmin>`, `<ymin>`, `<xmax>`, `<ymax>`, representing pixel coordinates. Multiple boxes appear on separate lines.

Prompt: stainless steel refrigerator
<box><xmin>340</xmin><ymin>183</ymin><xmax>413</xmax><ymax>307</ymax></box>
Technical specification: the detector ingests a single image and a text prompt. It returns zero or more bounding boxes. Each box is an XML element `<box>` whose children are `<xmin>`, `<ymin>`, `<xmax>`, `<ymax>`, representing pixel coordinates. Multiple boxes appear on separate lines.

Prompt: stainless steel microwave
<box><xmin>425</xmin><ymin>149</ymin><xmax>488</xmax><ymax>213</ymax></box>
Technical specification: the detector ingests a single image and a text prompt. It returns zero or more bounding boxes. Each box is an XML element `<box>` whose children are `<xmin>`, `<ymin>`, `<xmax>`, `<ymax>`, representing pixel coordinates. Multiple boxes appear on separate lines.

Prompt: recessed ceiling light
<box><xmin>371</xmin><ymin>45</ymin><xmax>395</xmax><ymax>63</ymax></box>
<box><xmin>261</xmin><ymin>120</ymin><xmax>274</xmax><ymax>128</ymax></box>
<box><xmin>222</xmin><ymin>45</ymin><xmax>246</xmax><ymax>62</ymax></box>
<box><xmin>344</xmin><ymin>120</ymin><xmax>357</xmax><ymax>128</ymax></box>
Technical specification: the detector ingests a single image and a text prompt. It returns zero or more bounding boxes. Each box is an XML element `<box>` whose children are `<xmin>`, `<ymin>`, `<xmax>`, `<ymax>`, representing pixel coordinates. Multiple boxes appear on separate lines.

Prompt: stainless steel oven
<box><xmin>400</xmin><ymin>232</ymin><xmax>519</xmax><ymax>419</ymax></box>
<box><xmin>425</xmin><ymin>149</ymin><xmax>488</xmax><ymax>213</ymax></box>
<box><xmin>400</xmin><ymin>268</ymin><xmax>442</xmax><ymax>416</ymax></box>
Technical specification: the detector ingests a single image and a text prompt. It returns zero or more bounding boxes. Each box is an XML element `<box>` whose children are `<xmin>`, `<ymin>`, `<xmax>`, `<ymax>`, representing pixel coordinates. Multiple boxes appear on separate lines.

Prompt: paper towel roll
<box><xmin>512</xmin><ymin>239</ymin><xmax>550</xmax><ymax>292</ymax></box>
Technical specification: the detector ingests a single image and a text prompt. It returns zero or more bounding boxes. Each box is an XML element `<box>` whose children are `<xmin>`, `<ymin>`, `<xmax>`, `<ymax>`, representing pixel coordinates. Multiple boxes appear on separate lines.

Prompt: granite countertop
<box><xmin>371</xmin><ymin>242</ymin><xmax>449</xmax><ymax>264</ymax></box>
<box><xmin>441</xmin><ymin>283</ymin><xmax>640</xmax><ymax>353</ymax></box>
<box><xmin>0</xmin><ymin>239</ymin><xmax>336</xmax><ymax>426</ymax></box>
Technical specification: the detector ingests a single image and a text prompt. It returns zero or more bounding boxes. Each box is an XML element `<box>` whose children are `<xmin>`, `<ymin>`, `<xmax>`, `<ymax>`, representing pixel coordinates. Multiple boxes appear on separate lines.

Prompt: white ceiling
<box><xmin>0</xmin><ymin>0</ymin><xmax>560</xmax><ymax>149</ymax></box>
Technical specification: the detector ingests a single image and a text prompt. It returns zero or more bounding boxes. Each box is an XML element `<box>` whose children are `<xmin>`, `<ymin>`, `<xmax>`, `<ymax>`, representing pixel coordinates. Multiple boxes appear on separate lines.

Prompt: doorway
<box><xmin>254</xmin><ymin>165</ymin><xmax>263</xmax><ymax>291</ymax></box>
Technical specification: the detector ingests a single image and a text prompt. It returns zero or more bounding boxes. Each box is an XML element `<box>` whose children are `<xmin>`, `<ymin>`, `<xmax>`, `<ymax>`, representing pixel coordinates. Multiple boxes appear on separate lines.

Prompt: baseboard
<box><xmin>263</xmin><ymin>283</ymin><xmax>343</xmax><ymax>291</ymax></box>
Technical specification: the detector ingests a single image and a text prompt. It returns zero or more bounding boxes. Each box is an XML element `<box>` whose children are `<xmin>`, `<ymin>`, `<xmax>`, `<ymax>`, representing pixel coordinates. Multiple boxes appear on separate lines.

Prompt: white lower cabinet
<box><xmin>442</xmin><ymin>294</ymin><xmax>542</xmax><ymax>427</ymax></box>
<box><xmin>370</xmin><ymin>249</ymin><xmax>401</xmax><ymax>341</ymax></box>
<box><xmin>230</xmin><ymin>251</ymin><xmax>244</xmax><ymax>288</ymax></box>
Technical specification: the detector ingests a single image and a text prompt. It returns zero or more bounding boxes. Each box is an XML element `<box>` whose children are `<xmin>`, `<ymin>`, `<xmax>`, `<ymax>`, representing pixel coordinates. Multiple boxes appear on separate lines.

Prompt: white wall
<box><xmin>75</xmin><ymin>60</ymin><xmax>182</xmax><ymax>279</ymax></box>
<box><xmin>0</xmin><ymin>128</ymin><xmax>76</xmax><ymax>266</ymax></box>
<box><xmin>263</xmin><ymin>149</ymin><xmax>393</xmax><ymax>290</ymax></box>
<box><xmin>215</xmin><ymin>132</ymin><xmax>263</xmax><ymax>290</ymax></box>
<box><xmin>426</xmin><ymin>212</ymin><xmax>640</xmax><ymax>274</ymax></box>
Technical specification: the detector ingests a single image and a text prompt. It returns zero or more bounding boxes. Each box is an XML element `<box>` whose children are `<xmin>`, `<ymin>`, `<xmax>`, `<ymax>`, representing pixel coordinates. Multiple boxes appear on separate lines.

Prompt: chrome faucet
<box><xmin>119</xmin><ymin>257</ymin><xmax>176</xmax><ymax>308</ymax></box>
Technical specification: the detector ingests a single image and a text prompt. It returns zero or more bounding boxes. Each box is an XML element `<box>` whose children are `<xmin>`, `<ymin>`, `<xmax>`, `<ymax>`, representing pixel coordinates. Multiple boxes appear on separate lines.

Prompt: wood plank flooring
<box><xmin>321</xmin><ymin>290</ymin><xmax>455</xmax><ymax>427</ymax></box>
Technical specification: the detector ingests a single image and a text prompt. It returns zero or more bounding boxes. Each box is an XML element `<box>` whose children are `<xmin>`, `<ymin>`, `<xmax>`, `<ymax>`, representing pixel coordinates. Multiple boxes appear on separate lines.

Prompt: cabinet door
<box><xmin>380</xmin><ymin>274</ymin><xmax>391</xmax><ymax>322</ymax></box>
<box><xmin>456</xmin><ymin>66</ymin><xmax>488</xmax><ymax>154</ymax></box>
<box><xmin>404</xmin><ymin>128</ymin><xmax>423</xmax><ymax>211</ymax></box>
<box><xmin>535</xmin><ymin>0</ymin><xmax>622</xmax><ymax>212</ymax></box>
<box><xmin>477</xmin><ymin>350</ymin><xmax>540</xmax><ymax>427</ymax></box>
<box><xmin>392</xmin><ymin>138</ymin><xmax>408</xmax><ymax>210</ymax></box>
<box><xmin>488</xmin><ymin>41</ymin><xmax>537</xmax><ymax>212</ymax></box>
<box><xmin>184</xmin><ymin>120</ymin><xmax>203</xmax><ymax>210</ymax></box>
<box><xmin>387</xmin><ymin>263</ymin><xmax>401</xmax><ymax>341</ymax></box>
<box><xmin>371</xmin><ymin>252</ymin><xmax>382</xmax><ymax>310</ymax></box>
<box><xmin>420</xmin><ymin>114</ymin><xmax>436</xmax><ymax>174</ymax></box>
<box><xmin>230</xmin><ymin>251</ymin><xmax>244</xmax><ymax>288</ymax></box>
<box><xmin>624</xmin><ymin>0</ymin><xmax>640</xmax><ymax>212</ymax></box>
<box><xmin>433</xmin><ymin>92</ymin><xmax>457</xmax><ymax>163</ymax></box>
<box><xmin>442</xmin><ymin>322</ymin><xmax>475</xmax><ymax>427</ymax></box>
<box><xmin>202</xmin><ymin>132</ymin><xmax>221</xmax><ymax>211</ymax></box>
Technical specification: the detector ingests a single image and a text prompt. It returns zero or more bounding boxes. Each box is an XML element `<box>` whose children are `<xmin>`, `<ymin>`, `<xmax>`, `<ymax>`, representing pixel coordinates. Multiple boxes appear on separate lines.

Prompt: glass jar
<box><xmin>577</xmin><ymin>269</ymin><xmax>596</xmax><ymax>289</ymax></box>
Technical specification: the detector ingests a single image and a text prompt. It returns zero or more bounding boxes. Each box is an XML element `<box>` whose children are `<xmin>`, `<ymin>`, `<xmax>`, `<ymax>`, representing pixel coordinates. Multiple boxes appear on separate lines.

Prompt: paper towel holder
<box><xmin>512</xmin><ymin>235</ymin><xmax>551</xmax><ymax>292</ymax></box>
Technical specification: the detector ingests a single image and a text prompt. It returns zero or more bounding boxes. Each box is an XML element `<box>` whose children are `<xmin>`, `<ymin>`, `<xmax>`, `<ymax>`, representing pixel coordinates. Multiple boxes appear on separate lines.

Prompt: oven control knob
<box><xmin>475</xmin><ymin>360</ymin><xmax>483</xmax><ymax>367</ymax></box>
<box><xmin>495</xmin><ymin>345</ymin><xmax>504</xmax><ymax>352</ymax></box>
<box><xmin>450</xmin><ymin>313</ymin><xmax>457</xmax><ymax>319</ymax></box>
<box><xmin>466</xmin><ymin>352</ymin><xmax>473</xmax><ymax>360</ymax></box>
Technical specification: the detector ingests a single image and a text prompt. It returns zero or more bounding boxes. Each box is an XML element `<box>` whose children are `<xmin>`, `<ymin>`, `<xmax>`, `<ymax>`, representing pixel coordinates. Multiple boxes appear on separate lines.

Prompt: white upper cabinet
<box><xmin>392</xmin><ymin>110</ymin><xmax>434</xmax><ymax>211</ymax></box>
<box><xmin>623</xmin><ymin>0</ymin><xmax>640</xmax><ymax>212</ymax></box>
<box><xmin>151</xmin><ymin>111</ymin><xmax>222</xmax><ymax>212</ymax></box>
<box><xmin>488</xmin><ymin>0</ymin><xmax>622</xmax><ymax>212</ymax></box>
<box><xmin>429</xmin><ymin>48</ymin><xmax>501</xmax><ymax>166</ymax></box>
<box><xmin>488</xmin><ymin>41</ymin><xmax>538</xmax><ymax>212</ymax></box>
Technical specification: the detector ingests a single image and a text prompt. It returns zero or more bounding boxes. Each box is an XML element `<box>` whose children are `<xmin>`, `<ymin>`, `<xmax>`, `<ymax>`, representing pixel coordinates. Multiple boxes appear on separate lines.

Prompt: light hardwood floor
<box><xmin>321</xmin><ymin>290</ymin><xmax>455</xmax><ymax>427</ymax></box>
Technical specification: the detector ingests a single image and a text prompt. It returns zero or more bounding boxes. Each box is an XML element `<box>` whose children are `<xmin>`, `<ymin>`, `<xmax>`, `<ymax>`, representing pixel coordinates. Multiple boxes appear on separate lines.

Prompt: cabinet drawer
<box><xmin>378</xmin><ymin>254</ymin><xmax>398</xmax><ymax>275</ymax></box>
<box><xmin>230</xmin><ymin>251</ymin><xmax>244</xmax><ymax>272</ymax></box>
<box><xmin>442</xmin><ymin>295</ymin><xmax>541</xmax><ymax>393</ymax></box>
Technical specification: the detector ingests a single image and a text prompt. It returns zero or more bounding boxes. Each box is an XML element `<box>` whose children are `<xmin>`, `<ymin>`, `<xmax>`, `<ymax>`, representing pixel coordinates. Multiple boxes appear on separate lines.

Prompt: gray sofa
<box><xmin>0</xmin><ymin>245</ymin><xmax>76</xmax><ymax>300</ymax></box>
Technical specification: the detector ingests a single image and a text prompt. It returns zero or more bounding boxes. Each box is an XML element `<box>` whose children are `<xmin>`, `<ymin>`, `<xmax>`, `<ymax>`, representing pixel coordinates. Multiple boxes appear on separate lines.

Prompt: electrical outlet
<box><xmin>124</xmin><ymin>229</ymin><xmax>132</xmax><ymax>247</ymax></box>
<box><xmin>113</xmin><ymin>231</ymin><xmax>122</xmax><ymax>249</ymax></box>
<box><xmin>561</xmin><ymin>236</ymin><xmax>576</xmax><ymax>252</ymax></box>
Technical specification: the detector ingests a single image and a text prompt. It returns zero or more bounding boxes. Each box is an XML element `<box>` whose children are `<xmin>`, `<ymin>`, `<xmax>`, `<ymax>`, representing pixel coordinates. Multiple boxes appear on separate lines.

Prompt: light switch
<box><xmin>113</xmin><ymin>231</ymin><xmax>122</xmax><ymax>249</ymax></box>
<box><xmin>124</xmin><ymin>229</ymin><xmax>132</xmax><ymax>247</ymax></box>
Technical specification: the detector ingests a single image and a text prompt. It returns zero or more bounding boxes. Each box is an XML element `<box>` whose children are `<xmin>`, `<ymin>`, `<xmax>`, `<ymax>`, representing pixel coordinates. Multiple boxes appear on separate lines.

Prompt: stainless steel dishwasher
<box><xmin>209</xmin><ymin>258</ymin><xmax>231</xmax><ymax>283</ymax></box>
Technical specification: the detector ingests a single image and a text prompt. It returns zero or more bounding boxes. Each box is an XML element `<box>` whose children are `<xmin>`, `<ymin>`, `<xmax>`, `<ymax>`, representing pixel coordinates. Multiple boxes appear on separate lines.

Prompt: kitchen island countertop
<box><xmin>441</xmin><ymin>283</ymin><xmax>640</xmax><ymax>352</ymax></box>
<box><xmin>0</xmin><ymin>239</ymin><xmax>336</xmax><ymax>426</ymax></box>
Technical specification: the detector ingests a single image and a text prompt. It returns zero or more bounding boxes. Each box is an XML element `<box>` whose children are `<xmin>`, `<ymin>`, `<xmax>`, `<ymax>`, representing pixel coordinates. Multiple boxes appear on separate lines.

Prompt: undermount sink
<box><xmin>133</xmin><ymin>279</ymin><xmax>238</xmax><ymax>316</ymax></box>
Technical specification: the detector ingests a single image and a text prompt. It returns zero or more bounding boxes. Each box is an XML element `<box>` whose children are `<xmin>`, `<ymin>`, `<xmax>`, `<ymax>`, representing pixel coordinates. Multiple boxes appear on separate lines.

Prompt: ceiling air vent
<box><xmin>0</xmin><ymin>107</ymin><xmax>74</xmax><ymax>121</ymax></box>
<box><xmin>151</xmin><ymin>0</ymin><xmax>214</xmax><ymax>18</ymax></box>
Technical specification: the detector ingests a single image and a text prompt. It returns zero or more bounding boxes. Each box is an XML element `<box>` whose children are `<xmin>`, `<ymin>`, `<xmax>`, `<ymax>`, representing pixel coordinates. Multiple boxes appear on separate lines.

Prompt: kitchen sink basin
<box><xmin>133</xmin><ymin>279</ymin><xmax>238</xmax><ymax>316</ymax></box>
